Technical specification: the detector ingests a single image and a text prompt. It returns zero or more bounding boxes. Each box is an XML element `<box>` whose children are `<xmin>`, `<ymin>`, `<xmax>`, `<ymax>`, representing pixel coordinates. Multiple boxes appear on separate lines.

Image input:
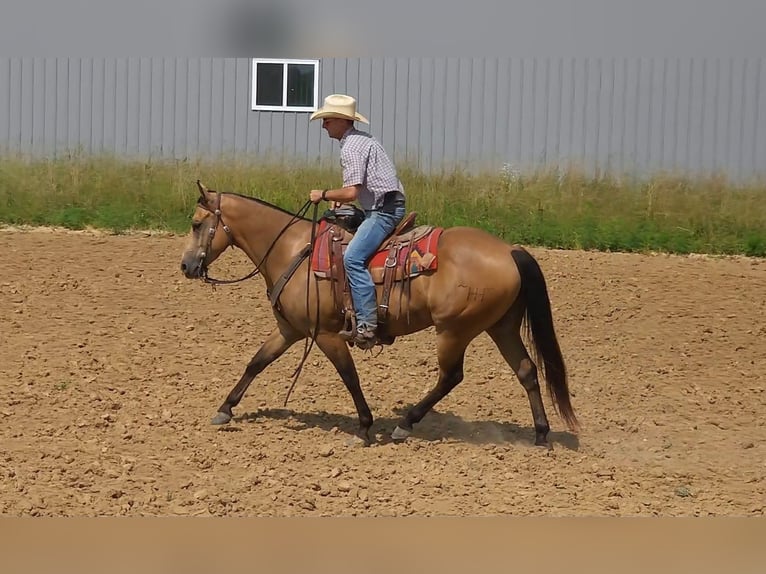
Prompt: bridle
<box><xmin>195</xmin><ymin>190</ymin><xmax>313</xmax><ymax>286</ymax></box>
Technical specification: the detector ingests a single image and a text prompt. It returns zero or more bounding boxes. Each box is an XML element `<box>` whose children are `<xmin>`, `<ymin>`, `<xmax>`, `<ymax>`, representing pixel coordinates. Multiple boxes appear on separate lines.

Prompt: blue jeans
<box><xmin>343</xmin><ymin>205</ymin><xmax>406</xmax><ymax>330</ymax></box>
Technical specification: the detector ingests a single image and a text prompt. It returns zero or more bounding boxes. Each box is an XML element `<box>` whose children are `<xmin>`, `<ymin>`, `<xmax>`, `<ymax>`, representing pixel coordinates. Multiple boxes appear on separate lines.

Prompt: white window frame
<box><xmin>251</xmin><ymin>58</ymin><xmax>319</xmax><ymax>112</ymax></box>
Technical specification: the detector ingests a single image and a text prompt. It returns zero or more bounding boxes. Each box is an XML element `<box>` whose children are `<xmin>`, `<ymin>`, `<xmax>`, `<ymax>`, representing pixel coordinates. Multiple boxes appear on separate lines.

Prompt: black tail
<box><xmin>511</xmin><ymin>247</ymin><xmax>579</xmax><ymax>432</ymax></box>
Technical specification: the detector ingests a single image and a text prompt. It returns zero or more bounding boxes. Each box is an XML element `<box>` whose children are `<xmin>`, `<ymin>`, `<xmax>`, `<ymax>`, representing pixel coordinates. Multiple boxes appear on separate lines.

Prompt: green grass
<box><xmin>0</xmin><ymin>153</ymin><xmax>764</xmax><ymax>256</ymax></box>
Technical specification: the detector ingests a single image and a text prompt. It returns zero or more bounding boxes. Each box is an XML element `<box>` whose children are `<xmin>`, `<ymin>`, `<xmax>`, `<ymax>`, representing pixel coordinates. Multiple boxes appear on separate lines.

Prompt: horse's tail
<box><xmin>511</xmin><ymin>246</ymin><xmax>579</xmax><ymax>432</ymax></box>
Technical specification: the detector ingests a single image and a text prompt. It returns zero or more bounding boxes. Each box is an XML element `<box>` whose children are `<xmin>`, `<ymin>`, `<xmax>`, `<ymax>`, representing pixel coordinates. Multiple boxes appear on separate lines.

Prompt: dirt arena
<box><xmin>1</xmin><ymin>227</ymin><xmax>764</xmax><ymax>517</ymax></box>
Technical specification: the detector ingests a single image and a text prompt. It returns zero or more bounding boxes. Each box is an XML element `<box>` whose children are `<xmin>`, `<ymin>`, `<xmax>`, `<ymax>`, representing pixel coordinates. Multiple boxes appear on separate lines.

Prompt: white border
<box><xmin>251</xmin><ymin>58</ymin><xmax>319</xmax><ymax>112</ymax></box>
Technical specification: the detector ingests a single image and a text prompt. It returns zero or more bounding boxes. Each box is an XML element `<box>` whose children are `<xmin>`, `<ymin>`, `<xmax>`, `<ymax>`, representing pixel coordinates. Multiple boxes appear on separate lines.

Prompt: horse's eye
<box><xmin>192</xmin><ymin>221</ymin><xmax>202</xmax><ymax>231</ymax></box>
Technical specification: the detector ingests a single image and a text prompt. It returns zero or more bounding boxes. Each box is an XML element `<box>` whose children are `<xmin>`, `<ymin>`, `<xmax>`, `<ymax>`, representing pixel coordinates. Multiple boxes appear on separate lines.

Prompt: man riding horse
<box><xmin>308</xmin><ymin>94</ymin><xmax>406</xmax><ymax>350</ymax></box>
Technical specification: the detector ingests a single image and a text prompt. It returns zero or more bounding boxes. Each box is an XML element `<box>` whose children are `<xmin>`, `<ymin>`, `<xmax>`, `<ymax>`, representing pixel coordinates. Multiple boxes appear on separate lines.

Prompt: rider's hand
<box><xmin>309</xmin><ymin>189</ymin><xmax>326</xmax><ymax>204</ymax></box>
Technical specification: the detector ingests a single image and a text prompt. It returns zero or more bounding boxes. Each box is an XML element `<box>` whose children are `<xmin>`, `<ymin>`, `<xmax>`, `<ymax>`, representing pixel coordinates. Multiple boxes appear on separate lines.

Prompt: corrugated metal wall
<box><xmin>1</xmin><ymin>57</ymin><xmax>764</xmax><ymax>179</ymax></box>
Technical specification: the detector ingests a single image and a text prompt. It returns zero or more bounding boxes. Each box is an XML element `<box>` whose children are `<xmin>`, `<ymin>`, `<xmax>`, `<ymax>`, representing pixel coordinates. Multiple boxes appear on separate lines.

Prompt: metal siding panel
<box><xmin>468</xmin><ymin>57</ymin><xmax>484</xmax><ymax>169</ymax></box>
<box><xmin>494</xmin><ymin>57</ymin><xmax>511</xmax><ymax>167</ymax></box>
<box><xmin>581</xmin><ymin>58</ymin><xmax>599</xmax><ymax>174</ymax></box>
<box><xmin>624</xmin><ymin>59</ymin><xmax>642</xmax><ymax>176</ymax></box>
<box><xmin>147</xmin><ymin>58</ymin><xmax>162</xmax><ymax>157</ymax></box>
<box><xmin>687</xmin><ymin>58</ymin><xmax>706</xmax><ymax>174</ymax></box>
<box><xmin>745</xmin><ymin>58</ymin><xmax>763</xmax><ymax>178</ymax></box>
<box><xmin>31</xmin><ymin>58</ymin><xmax>45</xmax><ymax>155</ymax></box>
<box><xmin>538</xmin><ymin>57</ymin><xmax>552</xmax><ymax>169</ymax></box>
<box><xmin>9</xmin><ymin>58</ymin><xmax>22</xmax><ymax>153</ymax></box>
<box><xmin>601</xmin><ymin>58</ymin><xmax>617</xmax><ymax>174</ymax></box>
<box><xmin>367</xmin><ymin>58</ymin><xmax>382</xmax><ymax>155</ymax></box>
<box><xmin>378</xmin><ymin>58</ymin><xmax>395</xmax><ymax>159</ymax></box>
<box><xmin>0</xmin><ymin>58</ymin><xmax>9</xmax><ymax>150</ymax></box>
<box><xmin>54</xmin><ymin>59</ymin><xmax>67</xmax><ymax>154</ymax></box>
<box><xmin>124</xmin><ymin>58</ymin><xmax>138</xmax><ymax>156</ymax></box>
<box><xmin>221</xmin><ymin>58</ymin><xmax>236</xmax><ymax>157</ymax></box>
<box><xmin>78</xmin><ymin>58</ymin><xmax>92</xmax><ymax>155</ymax></box>
<box><xmin>704</xmin><ymin>57</ymin><xmax>721</xmax><ymax>174</ymax></box>
<box><xmin>273</xmin><ymin>111</ymin><xmax>285</xmax><ymax>161</ymax></box>
<box><xmin>174</xmin><ymin>58</ymin><xmax>189</xmax><ymax>158</ymax></box>
<box><xmin>209</xmin><ymin>59</ymin><xmax>224</xmax><ymax>156</ymax></box>
<box><xmin>41</xmin><ymin>58</ymin><xmax>56</xmax><ymax>156</ymax></box>
<box><xmin>676</xmin><ymin>58</ymin><xmax>693</xmax><ymax>173</ymax></box>
<box><xmin>68</xmin><ymin>58</ymin><xmax>82</xmax><ymax>153</ymax></box>
<box><xmin>727</xmin><ymin>58</ymin><xmax>745</xmax><ymax>178</ymax></box>
<box><xmin>521</xmin><ymin>57</ymin><xmax>537</xmax><ymax>169</ymax></box>
<box><xmin>529</xmin><ymin>57</ymin><xmax>544</xmax><ymax>169</ymax></box>
<box><xmin>711</xmin><ymin>58</ymin><xmax>727</xmax><ymax>174</ymax></box>
<box><xmin>245</xmin><ymin>59</ymin><xmax>260</xmax><ymax>159</ymax></box>
<box><xmin>443</xmin><ymin>58</ymin><xmax>460</xmax><ymax>168</ymax></box>
<box><xmin>509</xmin><ymin>57</ymin><xmax>524</xmax><ymax>168</ymax></box>
<box><xmin>652</xmin><ymin>58</ymin><xmax>669</xmax><ymax>172</ymax></box>
<box><xmin>593</xmin><ymin>58</ymin><xmax>611</xmax><ymax>174</ymax></box>
<box><xmin>256</xmin><ymin>106</ymin><xmax>272</xmax><ymax>161</ymax></box>
<box><xmin>735</xmin><ymin>58</ymin><xmax>750</xmax><ymax>179</ymax></box>
<box><xmin>666</xmin><ymin>57</ymin><xmax>682</xmax><ymax>172</ymax></box>
<box><xmin>22</xmin><ymin>58</ymin><xmax>37</xmax><ymax>154</ymax></box>
<box><xmin>454</xmin><ymin>58</ymin><xmax>470</xmax><ymax>169</ymax></box>
<box><xmin>392</xmin><ymin>57</ymin><xmax>408</xmax><ymax>163</ymax></box>
<box><xmin>754</xmin><ymin>58</ymin><xmax>765</xmax><ymax>179</ymax></box>
<box><xmin>558</xmin><ymin>57</ymin><xmax>576</xmax><ymax>168</ymax></box>
<box><xmin>101</xmin><ymin>59</ymin><xmax>114</xmax><ymax>155</ymax></box>
<box><xmin>334</xmin><ymin>57</ymin><xmax>347</xmax><ymax>94</ymax></box>
<box><xmin>430</xmin><ymin>58</ymin><xmax>443</xmax><ymax>170</ymax></box>
<box><xmin>416</xmin><ymin>57</ymin><xmax>433</xmax><ymax>173</ymax></box>
<box><xmin>282</xmin><ymin>110</ymin><xmax>296</xmax><ymax>158</ymax></box>
<box><xmin>551</xmin><ymin>58</ymin><xmax>565</xmax><ymax>170</ymax></box>
<box><xmin>404</xmin><ymin>57</ymin><xmax>415</xmax><ymax>167</ymax></box>
<box><xmin>160</xmin><ymin>58</ymin><xmax>175</xmax><ymax>157</ymax></box>
<box><xmin>187</xmin><ymin>58</ymin><xmax>202</xmax><ymax>158</ymax></box>
<box><xmin>611</xmin><ymin>58</ymin><xmax>626</xmax><ymax>174</ymax></box>
<box><xmin>233</xmin><ymin>59</ymin><xmax>248</xmax><ymax>156</ymax></box>
<box><xmin>198</xmin><ymin>58</ymin><xmax>213</xmax><ymax>157</ymax></box>
<box><xmin>90</xmin><ymin>58</ymin><xmax>105</xmax><ymax>155</ymax></box>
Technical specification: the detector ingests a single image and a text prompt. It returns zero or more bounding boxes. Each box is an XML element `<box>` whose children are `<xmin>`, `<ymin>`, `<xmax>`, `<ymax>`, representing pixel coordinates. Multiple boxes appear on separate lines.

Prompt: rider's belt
<box><xmin>377</xmin><ymin>191</ymin><xmax>406</xmax><ymax>213</ymax></box>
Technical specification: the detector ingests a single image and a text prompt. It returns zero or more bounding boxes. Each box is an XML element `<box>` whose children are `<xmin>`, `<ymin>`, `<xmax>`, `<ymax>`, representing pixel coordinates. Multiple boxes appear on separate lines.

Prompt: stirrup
<box><xmin>339</xmin><ymin>323</ymin><xmax>379</xmax><ymax>350</ymax></box>
<box><xmin>339</xmin><ymin>310</ymin><xmax>357</xmax><ymax>341</ymax></box>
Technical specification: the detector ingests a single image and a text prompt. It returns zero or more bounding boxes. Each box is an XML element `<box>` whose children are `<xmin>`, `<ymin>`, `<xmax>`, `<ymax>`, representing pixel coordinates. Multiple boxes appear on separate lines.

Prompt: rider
<box><xmin>309</xmin><ymin>94</ymin><xmax>406</xmax><ymax>348</ymax></box>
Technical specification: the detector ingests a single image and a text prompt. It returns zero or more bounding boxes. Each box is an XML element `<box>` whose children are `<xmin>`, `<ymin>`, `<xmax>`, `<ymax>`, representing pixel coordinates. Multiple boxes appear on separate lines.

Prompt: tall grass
<box><xmin>0</xmin><ymin>153</ymin><xmax>763</xmax><ymax>256</ymax></box>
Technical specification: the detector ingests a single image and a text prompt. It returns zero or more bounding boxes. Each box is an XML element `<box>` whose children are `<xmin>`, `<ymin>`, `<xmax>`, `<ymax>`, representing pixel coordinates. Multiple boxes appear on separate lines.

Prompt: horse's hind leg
<box><xmin>314</xmin><ymin>333</ymin><xmax>374</xmax><ymax>445</ymax></box>
<box><xmin>486</xmin><ymin>318</ymin><xmax>551</xmax><ymax>447</ymax></box>
<box><xmin>212</xmin><ymin>326</ymin><xmax>302</xmax><ymax>425</ymax></box>
<box><xmin>392</xmin><ymin>331</ymin><xmax>468</xmax><ymax>442</ymax></box>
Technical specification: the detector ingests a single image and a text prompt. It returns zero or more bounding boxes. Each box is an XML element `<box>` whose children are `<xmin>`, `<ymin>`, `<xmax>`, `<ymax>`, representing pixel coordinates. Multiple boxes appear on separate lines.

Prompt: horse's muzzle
<box><xmin>180</xmin><ymin>253</ymin><xmax>206</xmax><ymax>279</ymax></box>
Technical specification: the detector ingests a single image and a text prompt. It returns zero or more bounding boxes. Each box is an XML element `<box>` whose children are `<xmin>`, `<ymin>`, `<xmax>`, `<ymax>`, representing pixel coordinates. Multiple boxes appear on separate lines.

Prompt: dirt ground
<box><xmin>1</xmin><ymin>227</ymin><xmax>764</xmax><ymax>517</ymax></box>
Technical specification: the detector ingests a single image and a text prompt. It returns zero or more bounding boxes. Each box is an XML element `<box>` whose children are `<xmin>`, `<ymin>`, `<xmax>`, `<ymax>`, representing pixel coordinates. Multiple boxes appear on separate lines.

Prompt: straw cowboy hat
<box><xmin>310</xmin><ymin>94</ymin><xmax>369</xmax><ymax>124</ymax></box>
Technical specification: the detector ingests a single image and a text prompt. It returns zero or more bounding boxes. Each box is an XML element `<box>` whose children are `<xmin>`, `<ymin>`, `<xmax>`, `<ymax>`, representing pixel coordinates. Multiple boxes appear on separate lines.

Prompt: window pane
<box><xmin>286</xmin><ymin>63</ymin><xmax>315</xmax><ymax>107</ymax></box>
<box><xmin>255</xmin><ymin>63</ymin><xmax>284</xmax><ymax>106</ymax></box>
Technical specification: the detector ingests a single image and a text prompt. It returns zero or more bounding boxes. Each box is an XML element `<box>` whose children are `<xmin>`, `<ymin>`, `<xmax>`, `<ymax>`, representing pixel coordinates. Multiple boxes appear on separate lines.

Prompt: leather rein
<box><xmin>196</xmin><ymin>190</ymin><xmax>322</xmax><ymax>406</ymax></box>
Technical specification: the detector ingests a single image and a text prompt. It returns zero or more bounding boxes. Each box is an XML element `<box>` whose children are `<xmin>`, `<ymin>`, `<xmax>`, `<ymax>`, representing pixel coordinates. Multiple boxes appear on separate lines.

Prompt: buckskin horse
<box><xmin>180</xmin><ymin>181</ymin><xmax>578</xmax><ymax>447</ymax></box>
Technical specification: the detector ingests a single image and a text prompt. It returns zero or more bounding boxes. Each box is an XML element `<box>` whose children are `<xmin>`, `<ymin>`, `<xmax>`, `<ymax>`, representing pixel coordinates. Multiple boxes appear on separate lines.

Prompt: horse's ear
<box><xmin>197</xmin><ymin>180</ymin><xmax>208</xmax><ymax>197</ymax></box>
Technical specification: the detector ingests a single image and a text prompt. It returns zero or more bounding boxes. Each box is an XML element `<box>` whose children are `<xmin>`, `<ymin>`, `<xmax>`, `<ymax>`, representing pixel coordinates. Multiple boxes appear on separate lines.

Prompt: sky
<box><xmin>1</xmin><ymin>0</ymin><xmax>765</xmax><ymax>57</ymax></box>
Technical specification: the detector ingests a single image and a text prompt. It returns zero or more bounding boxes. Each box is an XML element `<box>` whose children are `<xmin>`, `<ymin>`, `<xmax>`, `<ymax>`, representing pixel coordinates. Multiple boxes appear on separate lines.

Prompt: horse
<box><xmin>180</xmin><ymin>181</ymin><xmax>579</xmax><ymax>447</ymax></box>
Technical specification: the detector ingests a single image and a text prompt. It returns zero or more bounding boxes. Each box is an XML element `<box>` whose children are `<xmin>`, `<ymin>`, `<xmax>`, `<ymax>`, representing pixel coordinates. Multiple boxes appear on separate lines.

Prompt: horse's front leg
<box><xmin>212</xmin><ymin>326</ymin><xmax>302</xmax><ymax>425</ymax></box>
<box><xmin>314</xmin><ymin>333</ymin><xmax>373</xmax><ymax>445</ymax></box>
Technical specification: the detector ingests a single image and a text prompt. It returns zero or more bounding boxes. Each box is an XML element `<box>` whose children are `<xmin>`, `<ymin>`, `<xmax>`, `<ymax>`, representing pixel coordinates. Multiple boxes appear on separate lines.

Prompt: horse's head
<box><xmin>180</xmin><ymin>181</ymin><xmax>233</xmax><ymax>279</ymax></box>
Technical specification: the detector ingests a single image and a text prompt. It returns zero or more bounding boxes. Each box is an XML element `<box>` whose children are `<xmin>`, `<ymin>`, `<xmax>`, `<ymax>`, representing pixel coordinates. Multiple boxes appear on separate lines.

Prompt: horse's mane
<box><xmin>199</xmin><ymin>191</ymin><xmax>312</xmax><ymax>222</ymax></box>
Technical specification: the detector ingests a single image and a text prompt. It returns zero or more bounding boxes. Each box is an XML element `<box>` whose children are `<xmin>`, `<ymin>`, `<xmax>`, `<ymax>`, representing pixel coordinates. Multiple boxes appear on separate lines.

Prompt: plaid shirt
<box><xmin>339</xmin><ymin>128</ymin><xmax>404</xmax><ymax>211</ymax></box>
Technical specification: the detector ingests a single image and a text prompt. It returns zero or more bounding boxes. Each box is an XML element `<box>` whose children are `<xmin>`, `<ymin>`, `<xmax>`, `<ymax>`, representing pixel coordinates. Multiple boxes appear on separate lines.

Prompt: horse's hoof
<box><xmin>345</xmin><ymin>435</ymin><xmax>369</xmax><ymax>448</ymax></box>
<box><xmin>211</xmin><ymin>411</ymin><xmax>232</xmax><ymax>425</ymax></box>
<box><xmin>534</xmin><ymin>439</ymin><xmax>553</xmax><ymax>450</ymax></box>
<box><xmin>391</xmin><ymin>426</ymin><xmax>411</xmax><ymax>442</ymax></box>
